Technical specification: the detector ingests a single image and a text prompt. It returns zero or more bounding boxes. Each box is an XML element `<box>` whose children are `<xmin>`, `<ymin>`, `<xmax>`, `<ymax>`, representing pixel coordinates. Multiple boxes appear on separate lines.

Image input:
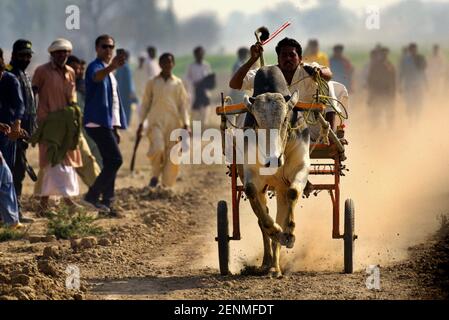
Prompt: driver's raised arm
<box><xmin>229</xmin><ymin>43</ymin><xmax>263</xmax><ymax>90</ymax></box>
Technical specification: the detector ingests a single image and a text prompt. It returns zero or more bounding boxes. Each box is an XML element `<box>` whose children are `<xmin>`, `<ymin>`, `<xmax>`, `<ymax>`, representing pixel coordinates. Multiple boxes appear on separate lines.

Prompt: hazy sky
<box><xmin>170</xmin><ymin>0</ymin><xmax>447</xmax><ymax>21</ymax></box>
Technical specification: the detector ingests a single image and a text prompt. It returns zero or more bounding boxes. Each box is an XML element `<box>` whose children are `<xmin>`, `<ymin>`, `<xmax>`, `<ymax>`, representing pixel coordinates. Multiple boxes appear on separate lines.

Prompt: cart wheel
<box><xmin>344</xmin><ymin>199</ymin><xmax>356</xmax><ymax>274</ymax></box>
<box><xmin>217</xmin><ymin>201</ymin><xmax>230</xmax><ymax>275</ymax></box>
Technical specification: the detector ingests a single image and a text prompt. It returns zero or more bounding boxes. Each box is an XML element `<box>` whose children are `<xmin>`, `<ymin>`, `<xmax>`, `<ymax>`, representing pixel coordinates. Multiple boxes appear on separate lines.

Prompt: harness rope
<box><xmin>289</xmin><ymin>70</ymin><xmax>349</xmax><ymax>155</ymax></box>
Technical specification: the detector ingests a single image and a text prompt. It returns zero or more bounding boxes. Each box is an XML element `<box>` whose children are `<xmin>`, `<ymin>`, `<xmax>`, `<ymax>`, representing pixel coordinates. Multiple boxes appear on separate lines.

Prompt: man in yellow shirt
<box><xmin>138</xmin><ymin>53</ymin><xmax>190</xmax><ymax>188</ymax></box>
<box><xmin>303</xmin><ymin>39</ymin><xmax>329</xmax><ymax>67</ymax></box>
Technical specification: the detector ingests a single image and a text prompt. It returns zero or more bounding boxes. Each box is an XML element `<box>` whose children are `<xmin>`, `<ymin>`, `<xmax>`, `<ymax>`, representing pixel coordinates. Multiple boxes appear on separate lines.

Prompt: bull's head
<box><xmin>244</xmin><ymin>91</ymin><xmax>299</xmax><ymax>171</ymax></box>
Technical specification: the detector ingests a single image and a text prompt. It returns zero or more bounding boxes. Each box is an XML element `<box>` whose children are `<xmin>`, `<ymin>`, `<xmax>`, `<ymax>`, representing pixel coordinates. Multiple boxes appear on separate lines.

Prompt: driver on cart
<box><xmin>230</xmin><ymin>37</ymin><xmax>346</xmax><ymax>142</ymax></box>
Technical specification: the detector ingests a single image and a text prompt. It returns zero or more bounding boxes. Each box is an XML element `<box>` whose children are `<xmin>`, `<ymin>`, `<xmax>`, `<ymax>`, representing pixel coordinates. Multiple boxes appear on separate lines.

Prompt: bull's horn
<box><xmin>244</xmin><ymin>95</ymin><xmax>254</xmax><ymax>112</ymax></box>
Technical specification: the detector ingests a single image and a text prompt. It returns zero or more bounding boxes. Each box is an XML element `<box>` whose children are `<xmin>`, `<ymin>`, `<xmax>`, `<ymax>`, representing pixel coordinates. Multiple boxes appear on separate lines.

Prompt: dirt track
<box><xmin>85</xmin><ymin>163</ymin><xmax>448</xmax><ymax>300</ymax></box>
<box><xmin>2</xmin><ymin>154</ymin><xmax>447</xmax><ymax>300</ymax></box>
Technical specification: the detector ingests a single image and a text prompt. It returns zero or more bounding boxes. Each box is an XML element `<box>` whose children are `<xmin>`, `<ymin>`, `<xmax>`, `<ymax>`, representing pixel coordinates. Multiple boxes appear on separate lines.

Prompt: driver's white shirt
<box><xmin>241</xmin><ymin>63</ymin><xmax>344</xmax><ymax>141</ymax></box>
<box><xmin>241</xmin><ymin>63</ymin><xmax>322</xmax><ymax>105</ymax></box>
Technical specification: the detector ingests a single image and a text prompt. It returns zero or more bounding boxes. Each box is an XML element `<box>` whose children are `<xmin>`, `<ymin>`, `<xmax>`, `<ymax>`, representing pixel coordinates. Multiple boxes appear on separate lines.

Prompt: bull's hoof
<box><xmin>269</xmin><ymin>268</ymin><xmax>283</xmax><ymax>279</ymax></box>
<box><xmin>279</xmin><ymin>233</ymin><xmax>296</xmax><ymax>249</ymax></box>
<box><xmin>257</xmin><ymin>265</ymin><xmax>271</xmax><ymax>275</ymax></box>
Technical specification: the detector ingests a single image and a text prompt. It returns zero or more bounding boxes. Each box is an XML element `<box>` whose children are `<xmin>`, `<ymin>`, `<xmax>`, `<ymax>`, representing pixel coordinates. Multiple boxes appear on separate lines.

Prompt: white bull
<box><xmin>237</xmin><ymin>90</ymin><xmax>311</xmax><ymax>278</ymax></box>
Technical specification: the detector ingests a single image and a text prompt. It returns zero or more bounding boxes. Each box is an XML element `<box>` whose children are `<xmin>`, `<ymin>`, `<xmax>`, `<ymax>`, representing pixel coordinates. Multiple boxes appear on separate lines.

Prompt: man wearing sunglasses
<box><xmin>83</xmin><ymin>35</ymin><xmax>127</xmax><ymax>217</ymax></box>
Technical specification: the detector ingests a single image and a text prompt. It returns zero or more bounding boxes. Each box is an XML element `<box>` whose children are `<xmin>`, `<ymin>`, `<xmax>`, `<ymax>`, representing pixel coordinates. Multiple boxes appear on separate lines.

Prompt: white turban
<box><xmin>48</xmin><ymin>38</ymin><xmax>73</xmax><ymax>53</ymax></box>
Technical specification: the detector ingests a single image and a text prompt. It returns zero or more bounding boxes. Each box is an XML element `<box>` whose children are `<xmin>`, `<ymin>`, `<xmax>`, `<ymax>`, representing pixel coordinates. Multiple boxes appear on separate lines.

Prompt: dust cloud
<box><xmin>288</xmin><ymin>91</ymin><xmax>449</xmax><ymax>272</ymax></box>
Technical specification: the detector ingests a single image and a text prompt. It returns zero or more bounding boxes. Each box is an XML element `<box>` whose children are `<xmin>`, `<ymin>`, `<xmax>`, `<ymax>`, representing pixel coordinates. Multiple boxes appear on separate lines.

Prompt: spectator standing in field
<box><xmin>138</xmin><ymin>53</ymin><xmax>190</xmax><ymax>188</ymax></box>
<box><xmin>83</xmin><ymin>35</ymin><xmax>128</xmax><ymax>217</ymax></box>
<box><xmin>427</xmin><ymin>44</ymin><xmax>446</xmax><ymax>96</ymax></box>
<box><xmin>399</xmin><ymin>43</ymin><xmax>427</xmax><ymax>119</ymax></box>
<box><xmin>0</xmin><ymin>49</ymin><xmax>23</xmax><ymax>229</ymax></box>
<box><xmin>145</xmin><ymin>46</ymin><xmax>161</xmax><ymax>80</ymax></box>
<box><xmin>366</xmin><ymin>47</ymin><xmax>397</xmax><ymax>127</ymax></box>
<box><xmin>31</xmin><ymin>39</ymin><xmax>82</xmax><ymax>216</ymax></box>
<box><xmin>303</xmin><ymin>39</ymin><xmax>330</xmax><ymax>67</ymax></box>
<box><xmin>66</xmin><ymin>55</ymin><xmax>102</xmax><ymax>188</ymax></box>
<box><xmin>0</xmin><ymin>48</ymin><xmax>25</xmax><ymax>175</ymax></box>
<box><xmin>330</xmin><ymin>44</ymin><xmax>354</xmax><ymax>93</ymax></box>
<box><xmin>186</xmin><ymin>46</ymin><xmax>215</xmax><ymax>127</ymax></box>
<box><xmin>115</xmin><ymin>50</ymin><xmax>138</xmax><ymax>127</ymax></box>
<box><xmin>229</xmin><ymin>47</ymin><xmax>250</xmax><ymax>104</ymax></box>
<box><xmin>4</xmin><ymin>40</ymin><xmax>36</xmax><ymax>222</ymax></box>
<box><xmin>134</xmin><ymin>53</ymin><xmax>148</xmax><ymax>100</ymax></box>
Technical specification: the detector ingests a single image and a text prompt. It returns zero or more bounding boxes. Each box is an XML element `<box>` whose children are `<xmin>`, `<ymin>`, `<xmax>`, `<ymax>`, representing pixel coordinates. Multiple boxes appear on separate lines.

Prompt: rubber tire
<box><xmin>344</xmin><ymin>199</ymin><xmax>355</xmax><ymax>274</ymax></box>
<box><xmin>217</xmin><ymin>201</ymin><xmax>230</xmax><ymax>276</ymax></box>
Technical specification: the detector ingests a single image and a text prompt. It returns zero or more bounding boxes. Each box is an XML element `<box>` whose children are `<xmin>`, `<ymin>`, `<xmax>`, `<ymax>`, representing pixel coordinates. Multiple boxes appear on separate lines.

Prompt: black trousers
<box><xmin>85</xmin><ymin>127</ymin><xmax>123</xmax><ymax>207</ymax></box>
<box><xmin>13</xmin><ymin>140</ymin><xmax>28</xmax><ymax>200</ymax></box>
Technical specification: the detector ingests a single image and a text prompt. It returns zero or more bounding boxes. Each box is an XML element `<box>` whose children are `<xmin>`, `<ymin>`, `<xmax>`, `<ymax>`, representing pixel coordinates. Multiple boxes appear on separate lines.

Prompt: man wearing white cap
<box><xmin>32</xmin><ymin>38</ymin><xmax>82</xmax><ymax>216</ymax></box>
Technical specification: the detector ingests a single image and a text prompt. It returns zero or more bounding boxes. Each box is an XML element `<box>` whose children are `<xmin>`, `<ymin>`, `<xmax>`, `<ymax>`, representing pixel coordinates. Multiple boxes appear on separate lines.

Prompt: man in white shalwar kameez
<box><xmin>427</xmin><ymin>44</ymin><xmax>446</xmax><ymax>96</ymax></box>
<box><xmin>138</xmin><ymin>53</ymin><xmax>190</xmax><ymax>188</ymax></box>
<box><xmin>32</xmin><ymin>39</ymin><xmax>82</xmax><ymax>216</ymax></box>
<box><xmin>186</xmin><ymin>47</ymin><xmax>213</xmax><ymax>126</ymax></box>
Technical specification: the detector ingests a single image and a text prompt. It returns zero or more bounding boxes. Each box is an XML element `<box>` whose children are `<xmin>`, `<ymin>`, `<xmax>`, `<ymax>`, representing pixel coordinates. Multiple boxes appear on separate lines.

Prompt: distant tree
<box><xmin>111</xmin><ymin>0</ymin><xmax>177</xmax><ymax>53</ymax></box>
<box><xmin>299</xmin><ymin>0</ymin><xmax>356</xmax><ymax>41</ymax></box>
<box><xmin>177</xmin><ymin>13</ymin><xmax>220</xmax><ymax>54</ymax></box>
<box><xmin>2</xmin><ymin>0</ymin><xmax>67</xmax><ymax>53</ymax></box>
<box><xmin>380</xmin><ymin>0</ymin><xmax>449</xmax><ymax>43</ymax></box>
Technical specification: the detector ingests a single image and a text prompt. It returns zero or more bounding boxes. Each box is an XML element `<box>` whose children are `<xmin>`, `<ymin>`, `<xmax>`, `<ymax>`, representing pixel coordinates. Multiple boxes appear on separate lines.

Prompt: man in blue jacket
<box><xmin>7</xmin><ymin>40</ymin><xmax>37</xmax><ymax>223</ymax></box>
<box><xmin>0</xmin><ymin>49</ymin><xmax>23</xmax><ymax>229</ymax></box>
<box><xmin>0</xmin><ymin>48</ymin><xmax>26</xmax><ymax>174</ymax></box>
<box><xmin>83</xmin><ymin>35</ymin><xmax>127</xmax><ymax>216</ymax></box>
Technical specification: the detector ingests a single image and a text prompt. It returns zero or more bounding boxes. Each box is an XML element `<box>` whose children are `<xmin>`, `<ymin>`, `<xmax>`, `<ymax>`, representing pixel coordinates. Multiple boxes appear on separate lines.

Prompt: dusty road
<box><xmin>84</xmin><ymin>163</ymin><xmax>447</xmax><ymax>300</ymax></box>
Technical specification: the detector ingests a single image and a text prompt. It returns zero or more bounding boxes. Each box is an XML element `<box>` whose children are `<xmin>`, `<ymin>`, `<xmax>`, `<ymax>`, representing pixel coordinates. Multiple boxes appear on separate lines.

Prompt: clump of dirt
<box><xmin>413</xmin><ymin>214</ymin><xmax>449</xmax><ymax>298</ymax></box>
<box><xmin>0</xmin><ymin>257</ymin><xmax>86</xmax><ymax>300</ymax></box>
<box><xmin>1</xmin><ymin>175</ymin><xmax>215</xmax><ymax>300</ymax></box>
<box><xmin>19</xmin><ymin>196</ymin><xmax>40</xmax><ymax>213</ymax></box>
<box><xmin>112</xmin><ymin>186</ymin><xmax>186</xmax><ymax>211</ymax></box>
<box><xmin>240</xmin><ymin>265</ymin><xmax>267</xmax><ymax>276</ymax></box>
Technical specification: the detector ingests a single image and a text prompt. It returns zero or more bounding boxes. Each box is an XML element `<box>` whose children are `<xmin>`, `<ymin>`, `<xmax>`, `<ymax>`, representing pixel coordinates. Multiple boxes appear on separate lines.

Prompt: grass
<box><xmin>46</xmin><ymin>206</ymin><xmax>103</xmax><ymax>240</ymax></box>
<box><xmin>0</xmin><ymin>227</ymin><xmax>27</xmax><ymax>242</ymax></box>
<box><xmin>169</xmin><ymin>51</ymin><xmax>375</xmax><ymax>76</ymax></box>
<box><xmin>173</xmin><ymin>55</ymin><xmax>237</xmax><ymax>77</ymax></box>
